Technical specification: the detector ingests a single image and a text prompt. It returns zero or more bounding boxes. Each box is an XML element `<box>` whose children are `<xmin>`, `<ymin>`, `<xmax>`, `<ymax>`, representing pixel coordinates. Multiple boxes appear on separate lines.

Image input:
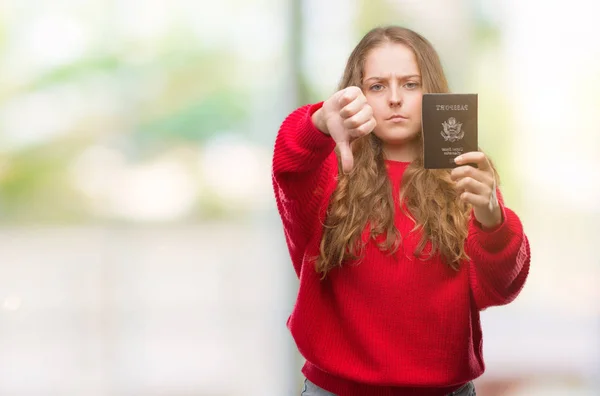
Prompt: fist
<box><xmin>313</xmin><ymin>86</ymin><xmax>377</xmax><ymax>174</ymax></box>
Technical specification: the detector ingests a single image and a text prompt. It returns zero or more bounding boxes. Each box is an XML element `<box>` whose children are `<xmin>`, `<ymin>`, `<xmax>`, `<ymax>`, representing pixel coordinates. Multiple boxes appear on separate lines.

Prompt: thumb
<box><xmin>337</xmin><ymin>141</ymin><xmax>354</xmax><ymax>175</ymax></box>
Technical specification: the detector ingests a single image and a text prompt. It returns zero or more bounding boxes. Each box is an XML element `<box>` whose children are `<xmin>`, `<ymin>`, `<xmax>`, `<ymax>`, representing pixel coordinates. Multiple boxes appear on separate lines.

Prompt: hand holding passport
<box><xmin>422</xmin><ymin>93</ymin><xmax>502</xmax><ymax>228</ymax></box>
<box><xmin>421</xmin><ymin>93</ymin><xmax>478</xmax><ymax>169</ymax></box>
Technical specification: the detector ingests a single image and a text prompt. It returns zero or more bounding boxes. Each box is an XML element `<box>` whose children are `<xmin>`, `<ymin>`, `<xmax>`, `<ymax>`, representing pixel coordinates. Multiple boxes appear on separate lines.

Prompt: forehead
<box><xmin>363</xmin><ymin>42</ymin><xmax>419</xmax><ymax>78</ymax></box>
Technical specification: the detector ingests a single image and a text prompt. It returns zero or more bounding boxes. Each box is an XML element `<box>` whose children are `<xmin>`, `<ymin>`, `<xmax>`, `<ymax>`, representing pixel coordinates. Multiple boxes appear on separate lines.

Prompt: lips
<box><xmin>387</xmin><ymin>114</ymin><xmax>408</xmax><ymax>121</ymax></box>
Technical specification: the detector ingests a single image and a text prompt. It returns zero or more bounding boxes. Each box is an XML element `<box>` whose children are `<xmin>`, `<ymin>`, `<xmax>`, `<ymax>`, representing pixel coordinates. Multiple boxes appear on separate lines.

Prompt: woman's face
<box><xmin>362</xmin><ymin>42</ymin><xmax>423</xmax><ymax>161</ymax></box>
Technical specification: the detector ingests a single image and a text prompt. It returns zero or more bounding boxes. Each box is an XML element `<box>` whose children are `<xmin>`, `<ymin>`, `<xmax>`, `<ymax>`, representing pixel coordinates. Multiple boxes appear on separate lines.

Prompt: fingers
<box><xmin>450</xmin><ymin>165</ymin><xmax>493</xmax><ymax>185</ymax></box>
<box><xmin>337</xmin><ymin>141</ymin><xmax>354</xmax><ymax>174</ymax></box>
<box><xmin>348</xmin><ymin>118</ymin><xmax>376</xmax><ymax>139</ymax></box>
<box><xmin>337</xmin><ymin>86</ymin><xmax>363</xmax><ymax>109</ymax></box>
<box><xmin>339</xmin><ymin>93</ymin><xmax>367</xmax><ymax>119</ymax></box>
<box><xmin>325</xmin><ymin>86</ymin><xmax>375</xmax><ymax>175</ymax></box>
<box><xmin>458</xmin><ymin>191</ymin><xmax>490</xmax><ymax>207</ymax></box>
<box><xmin>340</xmin><ymin>89</ymin><xmax>375</xmax><ymax>140</ymax></box>
<box><xmin>454</xmin><ymin>151</ymin><xmax>491</xmax><ymax>171</ymax></box>
<box><xmin>454</xmin><ymin>151</ymin><xmax>502</xmax><ymax>227</ymax></box>
<box><xmin>451</xmin><ymin>154</ymin><xmax>496</xmax><ymax>209</ymax></box>
<box><xmin>454</xmin><ymin>176</ymin><xmax>490</xmax><ymax>197</ymax></box>
<box><xmin>343</xmin><ymin>105</ymin><xmax>374</xmax><ymax>134</ymax></box>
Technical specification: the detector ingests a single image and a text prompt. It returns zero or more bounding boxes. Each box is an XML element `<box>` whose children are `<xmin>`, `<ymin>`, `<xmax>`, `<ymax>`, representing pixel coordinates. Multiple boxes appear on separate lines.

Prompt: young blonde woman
<box><xmin>272</xmin><ymin>26</ymin><xmax>530</xmax><ymax>396</ymax></box>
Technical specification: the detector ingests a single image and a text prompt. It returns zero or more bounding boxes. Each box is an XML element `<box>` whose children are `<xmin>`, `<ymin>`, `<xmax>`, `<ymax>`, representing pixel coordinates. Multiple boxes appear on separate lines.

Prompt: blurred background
<box><xmin>0</xmin><ymin>0</ymin><xmax>598</xmax><ymax>395</ymax></box>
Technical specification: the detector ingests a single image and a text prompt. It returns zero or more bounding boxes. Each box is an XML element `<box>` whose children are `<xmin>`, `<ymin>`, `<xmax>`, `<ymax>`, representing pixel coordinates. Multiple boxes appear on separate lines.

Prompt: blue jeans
<box><xmin>300</xmin><ymin>378</ymin><xmax>476</xmax><ymax>396</ymax></box>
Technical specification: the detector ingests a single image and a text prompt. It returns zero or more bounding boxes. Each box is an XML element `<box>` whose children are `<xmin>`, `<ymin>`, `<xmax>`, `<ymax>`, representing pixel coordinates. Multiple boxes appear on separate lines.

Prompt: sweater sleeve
<box><xmin>466</xmin><ymin>188</ymin><xmax>531</xmax><ymax>311</ymax></box>
<box><xmin>272</xmin><ymin>103</ymin><xmax>338</xmax><ymax>276</ymax></box>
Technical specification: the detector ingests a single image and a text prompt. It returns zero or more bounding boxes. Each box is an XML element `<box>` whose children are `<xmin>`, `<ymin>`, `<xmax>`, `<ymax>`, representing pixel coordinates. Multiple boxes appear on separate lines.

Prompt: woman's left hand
<box><xmin>451</xmin><ymin>151</ymin><xmax>502</xmax><ymax>229</ymax></box>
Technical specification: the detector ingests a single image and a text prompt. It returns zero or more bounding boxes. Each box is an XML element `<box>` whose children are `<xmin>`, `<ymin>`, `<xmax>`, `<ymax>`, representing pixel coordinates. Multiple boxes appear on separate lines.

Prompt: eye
<box><xmin>370</xmin><ymin>83</ymin><xmax>384</xmax><ymax>92</ymax></box>
<box><xmin>405</xmin><ymin>82</ymin><xmax>421</xmax><ymax>89</ymax></box>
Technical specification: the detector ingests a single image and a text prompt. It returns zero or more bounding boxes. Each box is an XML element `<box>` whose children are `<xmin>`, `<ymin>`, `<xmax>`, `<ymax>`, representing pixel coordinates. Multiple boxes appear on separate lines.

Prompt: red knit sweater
<box><xmin>272</xmin><ymin>103</ymin><xmax>531</xmax><ymax>396</ymax></box>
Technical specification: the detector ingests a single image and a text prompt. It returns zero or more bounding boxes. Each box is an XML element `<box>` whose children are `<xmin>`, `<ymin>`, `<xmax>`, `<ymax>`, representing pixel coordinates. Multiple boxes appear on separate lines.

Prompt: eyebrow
<box><xmin>364</xmin><ymin>75</ymin><xmax>421</xmax><ymax>83</ymax></box>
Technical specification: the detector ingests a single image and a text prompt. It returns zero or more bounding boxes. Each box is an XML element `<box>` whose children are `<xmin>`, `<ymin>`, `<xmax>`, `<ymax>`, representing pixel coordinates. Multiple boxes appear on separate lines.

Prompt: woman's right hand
<box><xmin>312</xmin><ymin>86</ymin><xmax>377</xmax><ymax>174</ymax></box>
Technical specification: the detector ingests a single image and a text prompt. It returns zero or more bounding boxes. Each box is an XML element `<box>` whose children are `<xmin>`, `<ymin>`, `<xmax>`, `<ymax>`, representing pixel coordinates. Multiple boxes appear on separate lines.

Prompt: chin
<box><xmin>374</xmin><ymin>128</ymin><xmax>420</xmax><ymax>146</ymax></box>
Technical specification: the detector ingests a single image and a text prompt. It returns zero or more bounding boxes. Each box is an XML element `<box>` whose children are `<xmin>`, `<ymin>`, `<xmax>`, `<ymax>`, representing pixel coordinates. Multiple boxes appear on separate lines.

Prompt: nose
<box><xmin>388</xmin><ymin>86</ymin><xmax>402</xmax><ymax>107</ymax></box>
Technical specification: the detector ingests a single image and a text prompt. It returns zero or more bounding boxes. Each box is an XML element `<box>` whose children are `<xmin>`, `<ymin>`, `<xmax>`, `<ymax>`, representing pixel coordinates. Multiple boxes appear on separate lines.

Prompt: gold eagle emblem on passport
<box><xmin>441</xmin><ymin>117</ymin><xmax>464</xmax><ymax>142</ymax></box>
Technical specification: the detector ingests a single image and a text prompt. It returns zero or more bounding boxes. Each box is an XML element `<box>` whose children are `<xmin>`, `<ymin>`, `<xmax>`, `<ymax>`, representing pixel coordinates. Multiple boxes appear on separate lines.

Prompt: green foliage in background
<box><xmin>0</xmin><ymin>26</ymin><xmax>249</xmax><ymax>223</ymax></box>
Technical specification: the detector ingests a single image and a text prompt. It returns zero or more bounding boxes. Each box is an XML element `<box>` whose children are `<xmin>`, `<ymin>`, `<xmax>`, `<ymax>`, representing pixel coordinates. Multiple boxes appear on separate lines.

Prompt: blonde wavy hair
<box><xmin>316</xmin><ymin>26</ymin><xmax>490</xmax><ymax>278</ymax></box>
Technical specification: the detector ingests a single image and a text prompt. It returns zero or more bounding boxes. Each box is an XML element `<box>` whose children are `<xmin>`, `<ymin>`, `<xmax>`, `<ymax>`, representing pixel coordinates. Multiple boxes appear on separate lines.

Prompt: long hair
<box><xmin>316</xmin><ymin>26</ymin><xmax>491</xmax><ymax>278</ymax></box>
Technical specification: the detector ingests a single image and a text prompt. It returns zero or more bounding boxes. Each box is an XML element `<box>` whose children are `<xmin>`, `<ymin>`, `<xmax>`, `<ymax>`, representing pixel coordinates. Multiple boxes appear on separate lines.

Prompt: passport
<box><xmin>421</xmin><ymin>93</ymin><xmax>478</xmax><ymax>169</ymax></box>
